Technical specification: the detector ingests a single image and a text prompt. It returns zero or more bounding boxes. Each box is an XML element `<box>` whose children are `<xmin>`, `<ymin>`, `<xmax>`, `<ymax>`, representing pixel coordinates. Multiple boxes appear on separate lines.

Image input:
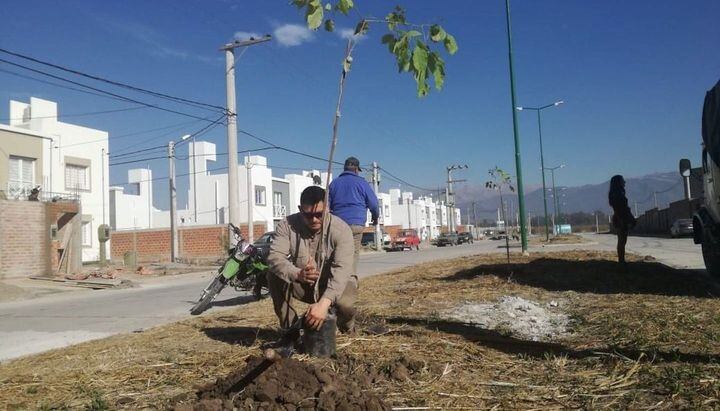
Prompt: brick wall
<box><xmin>0</xmin><ymin>199</ymin><xmax>79</xmax><ymax>279</ymax></box>
<box><xmin>111</xmin><ymin>223</ymin><xmax>267</xmax><ymax>263</ymax></box>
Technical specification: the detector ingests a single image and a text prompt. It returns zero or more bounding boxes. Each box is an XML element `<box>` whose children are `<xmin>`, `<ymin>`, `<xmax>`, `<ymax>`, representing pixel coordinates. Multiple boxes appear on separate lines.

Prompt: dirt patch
<box><xmin>179</xmin><ymin>355</ymin><xmax>388</xmax><ymax>410</ymax></box>
<box><xmin>530</xmin><ymin>233</ymin><xmax>587</xmax><ymax>245</ymax></box>
<box><xmin>445</xmin><ymin>296</ymin><xmax>570</xmax><ymax>342</ymax></box>
<box><xmin>2</xmin><ymin>250</ymin><xmax>720</xmax><ymax>410</ymax></box>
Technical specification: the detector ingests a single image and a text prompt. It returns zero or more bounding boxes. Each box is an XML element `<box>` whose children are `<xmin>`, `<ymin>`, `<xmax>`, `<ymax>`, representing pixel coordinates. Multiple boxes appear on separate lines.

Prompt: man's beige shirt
<box><xmin>267</xmin><ymin>213</ymin><xmax>354</xmax><ymax>304</ymax></box>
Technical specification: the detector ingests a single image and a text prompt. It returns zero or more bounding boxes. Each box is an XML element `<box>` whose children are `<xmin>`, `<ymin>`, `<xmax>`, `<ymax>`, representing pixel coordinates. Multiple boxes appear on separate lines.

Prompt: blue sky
<box><xmin>1</xmin><ymin>0</ymin><xmax>719</xmax><ymax>209</ymax></box>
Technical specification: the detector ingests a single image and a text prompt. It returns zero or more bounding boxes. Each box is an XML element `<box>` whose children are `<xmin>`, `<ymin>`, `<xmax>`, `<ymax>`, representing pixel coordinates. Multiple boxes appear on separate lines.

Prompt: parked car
<box><xmin>435</xmin><ymin>232</ymin><xmax>459</xmax><ymax>247</ymax></box>
<box><xmin>361</xmin><ymin>231</ymin><xmax>391</xmax><ymax>248</ymax></box>
<box><xmin>253</xmin><ymin>231</ymin><xmax>275</xmax><ymax>259</ymax></box>
<box><xmin>457</xmin><ymin>232</ymin><xmax>474</xmax><ymax>244</ymax></box>
<box><xmin>670</xmin><ymin>219</ymin><xmax>693</xmax><ymax>238</ymax></box>
<box><xmin>387</xmin><ymin>229</ymin><xmax>421</xmax><ymax>251</ymax></box>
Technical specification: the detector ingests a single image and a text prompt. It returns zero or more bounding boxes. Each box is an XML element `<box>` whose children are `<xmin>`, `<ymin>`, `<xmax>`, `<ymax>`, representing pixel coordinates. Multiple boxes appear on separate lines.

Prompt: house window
<box><xmin>65</xmin><ymin>164</ymin><xmax>90</xmax><ymax>191</ymax></box>
<box><xmin>255</xmin><ymin>186</ymin><xmax>266</xmax><ymax>205</ymax></box>
<box><xmin>273</xmin><ymin>191</ymin><xmax>283</xmax><ymax>205</ymax></box>
<box><xmin>82</xmin><ymin>221</ymin><xmax>92</xmax><ymax>247</ymax></box>
<box><xmin>384</xmin><ymin>205</ymin><xmax>390</xmax><ymax>217</ymax></box>
<box><xmin>8</xmin><ymin>155</ymin><xmax>35</xmax><ymax>191</ymax></box>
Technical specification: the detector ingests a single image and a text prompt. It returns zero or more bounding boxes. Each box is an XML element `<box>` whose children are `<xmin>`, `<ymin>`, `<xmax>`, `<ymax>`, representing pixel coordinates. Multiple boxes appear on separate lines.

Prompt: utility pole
<box><xmin>192</xmin><ymin>136</ymin><xmax>198</xmax><ymax>223</ymax></box>
<box><xmin>634</xmin><ymin>201</ymin><xmax>639</xmax><ymax>217</ymax></box>
<box><xmin>504</xmin><ymin>0</ymin><xmax>528</xmax><ymax>253</ymax></box>
<box><xmin>372</xmin><ymin>162</ymin><xmax>382</xmax><ymax>251</ymax></box>
<box><xmin>101</xmin><ymin>148</ymin><xmax>106</xmax><ymax>226</ymax></box>
<box><xmin>653</xmin><ymin>191</ymin><xmax>658</xmax><ymax>209</ymax></box>
<box><xmin>446</xmin><ymin>164</ymin><xmax>468</xmax><ymax>233</ymax></box>
<box><xmin>595</xmin><ymin>212</ymin><xmax>599</xmax><ymax>233</ymax></box>
<box><xmin>246</xmin><ymin>154</ymin><xmax>254</xmax><ymax>243</ymax></box>
<box><xmin>220</xmin><ymin>35</ymin><xmax>271</xmax><ymax>242</ymax></box>
<box><xmin>168</xmin><ymin>141</ymin><xmax>179</xmax><ymax>262</ymax></box>
<box><xmin>168</xmin><ymin>134</ymin><xmax>190</xmax><ymax>262</ymax></box>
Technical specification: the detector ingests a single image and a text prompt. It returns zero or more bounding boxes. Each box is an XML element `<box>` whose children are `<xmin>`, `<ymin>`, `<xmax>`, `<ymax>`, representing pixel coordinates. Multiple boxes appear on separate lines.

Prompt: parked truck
<box><xmin>681</xmin><ymin>79</ymin><xmax>720</xmax><ymax>278</ymax></box>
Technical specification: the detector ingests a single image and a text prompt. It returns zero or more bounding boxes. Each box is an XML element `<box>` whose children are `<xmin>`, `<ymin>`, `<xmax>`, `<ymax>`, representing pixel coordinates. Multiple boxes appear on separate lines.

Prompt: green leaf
<box><xmin>325</xmin><ymin>2</ymin><xmax>332</xmax><ymax>11</ymax></box>
<box><xmin>306</xmin><ymin>0</ymin><xmax>323</xmax><ymax>30</ymax></box>
<box><xmin>406</xmin><ymin>30</ymin><xmax>422</xmax><ymax>38</ymax></box>
<box><xmin>430</xmin><ymin>24</ymin><xmax>446</xmax><ymax>42</ymax></box>
<box><xmin>428</xmin><ymin>52</ymin><xmax>445</xmax><ymax>90</ymax></box>
<box><xmin>324</xmin><ymin>19</ymin><xmax>335</xmax><ymax>32</ymax></box>
<box><xmin>411</xmin><ymin>42</ymin><xmax>429</xmax><ymax>74</ymax></box>
<box><xmin>385</xmin><ymin>6</ymin><xmax>406</xmax><ymax>30</ymax></box>
<box><xmin>337</xmin><ymin>0</ymin><xmax>353</xmax><ymax>15</ymax></box>
<box><xmin>443</xmin><ymin>33</ymin><xmax>458</xmax><ymax>55</ymax></box>
<box><xmin>381</xmin><ymin>34</ymin><xmax>396</xmax><ymax>53</ymax></box>
<box><xmin>354</xmin><ymin>19</ymin><xmax>369</xmax><ymax>35</ymax></box>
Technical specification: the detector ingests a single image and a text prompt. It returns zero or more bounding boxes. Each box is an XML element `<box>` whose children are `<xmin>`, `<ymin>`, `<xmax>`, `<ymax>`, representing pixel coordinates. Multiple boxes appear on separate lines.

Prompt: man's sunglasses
<box><xmin>299</xmin><ymin>209</ymin><xmax>324</xmax><ymax>220</ymax></box>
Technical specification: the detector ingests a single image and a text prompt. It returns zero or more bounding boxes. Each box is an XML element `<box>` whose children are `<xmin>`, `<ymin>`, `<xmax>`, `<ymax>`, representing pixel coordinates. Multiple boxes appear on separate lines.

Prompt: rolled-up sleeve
<box><xmin>321</xmin><ymin>219</ymin><xmax>355</xmax><ymax>304</ymax></box>
<box><xmin>267</xmin><ymin>220</ymin><xmax>299</xmax><ymax>283</ymax></box>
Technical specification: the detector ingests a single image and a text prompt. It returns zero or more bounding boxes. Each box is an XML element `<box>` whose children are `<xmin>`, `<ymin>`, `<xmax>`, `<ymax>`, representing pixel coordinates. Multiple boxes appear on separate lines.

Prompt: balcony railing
<box><xmin>273</xmin><ymin>204</ymin><xmax>287</xmax><ymax>219</ymax></box>
<box><xmin>2</xmin><ymin>183</ymin><xmax>79</xmax><ymax>202</ymax></box>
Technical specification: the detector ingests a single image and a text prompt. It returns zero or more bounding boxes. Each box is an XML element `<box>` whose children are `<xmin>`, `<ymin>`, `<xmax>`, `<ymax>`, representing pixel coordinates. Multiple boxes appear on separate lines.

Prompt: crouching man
<box><xmin>267</xmin><ymin>186</ymin><xmax>357</xmax><ymax>333</ymax></box>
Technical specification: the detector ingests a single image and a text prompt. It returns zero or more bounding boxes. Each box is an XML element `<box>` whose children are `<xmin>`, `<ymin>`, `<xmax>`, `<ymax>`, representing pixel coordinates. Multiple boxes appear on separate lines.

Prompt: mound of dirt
<box><xmin>177</xmin><ymin>355</ymin><xmax>389</xmax><ymax>410</ymax></box>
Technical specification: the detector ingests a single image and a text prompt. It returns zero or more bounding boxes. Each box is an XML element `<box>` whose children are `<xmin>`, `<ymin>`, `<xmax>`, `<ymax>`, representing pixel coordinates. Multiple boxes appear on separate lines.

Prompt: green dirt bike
<box><xmin>190</xmin><ymin>223</ymin><xmax>269</xmax><ymax>315</ymax></box>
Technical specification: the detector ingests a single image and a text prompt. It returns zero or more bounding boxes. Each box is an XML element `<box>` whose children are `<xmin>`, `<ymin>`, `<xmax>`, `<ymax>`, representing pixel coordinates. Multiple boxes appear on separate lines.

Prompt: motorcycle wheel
<box><xmin>190</xmin><ymin>275</ymin><xmax>226</xmax><ymax>315</ymax></box>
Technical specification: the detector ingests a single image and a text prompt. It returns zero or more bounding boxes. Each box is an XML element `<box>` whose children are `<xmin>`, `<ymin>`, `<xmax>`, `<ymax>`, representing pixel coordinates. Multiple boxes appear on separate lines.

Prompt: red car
<box><xmin>387</xmin><ymin>229</ymin><xmax>421</xmax><ymax>251</ymax></box>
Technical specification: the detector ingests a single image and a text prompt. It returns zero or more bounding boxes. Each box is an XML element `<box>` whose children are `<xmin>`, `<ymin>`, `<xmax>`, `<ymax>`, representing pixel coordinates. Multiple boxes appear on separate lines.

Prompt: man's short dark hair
<box><xmin>300</xmin><ymin>185</ymin><xmax>326</xmax><ymax>206</ymax></box>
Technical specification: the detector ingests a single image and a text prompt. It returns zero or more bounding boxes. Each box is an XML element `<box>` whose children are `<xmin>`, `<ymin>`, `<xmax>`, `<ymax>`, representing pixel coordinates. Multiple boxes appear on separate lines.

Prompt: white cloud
<box><xmin>338</xmin><ymin>28</ymin><xmax>367</xmax><ymax>42</ymax></box>
<box><xmin>234</xmin><ymin>31</ymin><xmax>262</xmax><ymax>41</ymax></box>
<box><xmin>273</xmin><ymin>24</ymin><xmax>314</xmax><ymax>47</ymax></box>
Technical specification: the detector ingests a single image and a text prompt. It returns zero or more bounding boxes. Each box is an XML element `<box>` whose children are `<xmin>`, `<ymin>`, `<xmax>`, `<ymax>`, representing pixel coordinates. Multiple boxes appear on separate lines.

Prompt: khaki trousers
<box><xmin>349</xmin><ymin>225</ymin><xmax>365</xmax><ymax>277</ymax></box>
<box><xmin>268</xmin><ymin>273</ymin><xmax>358</xmax><ymax>332</ymax></box>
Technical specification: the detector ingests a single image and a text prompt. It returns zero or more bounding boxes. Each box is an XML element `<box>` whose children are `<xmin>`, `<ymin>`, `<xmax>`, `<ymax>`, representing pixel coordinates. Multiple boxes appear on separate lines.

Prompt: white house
<box><xmin>108</xmin><ymin>141</ymin><xmax>333</xmax><ymax>238</ymax></box>
<box><xmin>109</xmin><ymin>168</ymin><xmax>154</xmax><ymax>230</ymax></box>
<box><xmin>7</xmin><ymin>97</ymin><xmax>109</xmax><ymax>262</ymax></box>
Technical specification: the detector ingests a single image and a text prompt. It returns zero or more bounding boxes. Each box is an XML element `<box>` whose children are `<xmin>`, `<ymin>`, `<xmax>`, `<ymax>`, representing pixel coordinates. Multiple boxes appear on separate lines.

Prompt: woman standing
<box><xmin>608</xmin><ymin>175</ymin><xmax>636</xmax><ymax>264</ymax></box>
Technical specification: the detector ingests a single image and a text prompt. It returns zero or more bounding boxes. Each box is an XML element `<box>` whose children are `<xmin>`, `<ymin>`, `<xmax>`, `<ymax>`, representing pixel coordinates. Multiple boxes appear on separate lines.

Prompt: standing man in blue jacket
<box><xmin>329</xmin><ymin>157</ymin><xmax>380</xmax><ymax>277</ymax></box>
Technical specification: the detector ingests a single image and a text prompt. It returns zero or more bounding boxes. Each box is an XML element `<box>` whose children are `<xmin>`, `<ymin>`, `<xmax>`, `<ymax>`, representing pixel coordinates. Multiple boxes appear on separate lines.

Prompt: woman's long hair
<box><xmin>608</xmin><ymin>174</ymin><xmax>625</xmax><ymax>206</ymax></box>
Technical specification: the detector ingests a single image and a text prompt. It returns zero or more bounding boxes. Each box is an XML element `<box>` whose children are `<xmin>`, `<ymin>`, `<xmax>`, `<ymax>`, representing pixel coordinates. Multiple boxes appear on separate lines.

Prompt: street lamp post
<box><xmin>544</xmin><ymin>164</ymin><xmax>565</xmax><ymax>235</ymax></box>
<box><xmin>516</xmin><ymin>100</ymin><xmax>563</xmax><ymax>241</ymax></box>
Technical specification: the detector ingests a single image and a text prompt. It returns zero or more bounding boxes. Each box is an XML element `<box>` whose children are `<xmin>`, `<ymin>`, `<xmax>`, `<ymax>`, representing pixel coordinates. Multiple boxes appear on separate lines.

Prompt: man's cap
<box><xmin>344</xmin><ymin>156</ymin><xmax>362</xmax><ymax>171</ymax></box>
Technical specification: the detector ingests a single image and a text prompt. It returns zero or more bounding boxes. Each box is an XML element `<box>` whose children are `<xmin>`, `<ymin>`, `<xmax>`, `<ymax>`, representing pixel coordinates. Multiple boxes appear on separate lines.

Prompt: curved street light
<box><xmin>517</xmin><ymin>100</ymin><xmax>564</xmax><ymax>240</ymax></box>
<box><xmin>544</xmin><ymin>164</ymin><xmax>566</xmax><ymax>234</ymax></box>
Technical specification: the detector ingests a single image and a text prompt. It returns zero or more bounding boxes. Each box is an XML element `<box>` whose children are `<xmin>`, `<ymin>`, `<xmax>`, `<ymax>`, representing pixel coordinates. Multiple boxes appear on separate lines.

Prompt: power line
<box><xmin>0</xmin><ymin>66</ymin><xmax>146</xmax><ymax>104</ymax></box>
<box><xmin>238</xmin><ymin>129</ymin><xmax>344</xmax><ymax>166</ymax></box>
<box><xmin>110</xmin><ymin>114</ymin><xmax>225</xmax><ymax>159</ymax></box>
<box><xmin>61</xmin><ymin>118</ymin><xmax>206</xmax><ymax>149</ymax></box>
<box><xmin>0</xmin><ymin>105</ymin><xmax>146</xmax><ymax>122</ymax></box>
<box><xmin>109</xmin><ymin>155</ymin><xmax>167</xmax><ymax>167</ymax></box>
<box><xmin>110</xmin><ymin>145</ymin><xmax>167</xmax><ymax>159</ymax></box>
<box><xmin>379</xmin><ymin>166</ymin><xmax>436</xmax><ymax>192</ymax></box>
<box><xmin>0</xmin><ymin>47</ymin><xmax>226</xmax><ymax>113</ymax></box>
<box><xmin>0</xmin><ymin>57</ymin><xmax>216</xmax><ymax>122</ymax></box>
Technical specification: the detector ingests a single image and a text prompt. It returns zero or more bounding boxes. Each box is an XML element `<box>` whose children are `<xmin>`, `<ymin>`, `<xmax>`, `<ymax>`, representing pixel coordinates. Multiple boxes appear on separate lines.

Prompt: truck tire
<box><xmin>702</xmin><ymin>230</ymin><xmax>720</xmax><ymax>279</ymax></box>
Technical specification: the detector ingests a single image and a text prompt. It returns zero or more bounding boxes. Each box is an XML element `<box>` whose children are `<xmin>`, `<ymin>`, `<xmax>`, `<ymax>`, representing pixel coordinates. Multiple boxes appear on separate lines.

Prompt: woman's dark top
<box><xmin>609</xmin><ymin>191</ymin><xmax>635</xmax><ymax>230</ymax></box>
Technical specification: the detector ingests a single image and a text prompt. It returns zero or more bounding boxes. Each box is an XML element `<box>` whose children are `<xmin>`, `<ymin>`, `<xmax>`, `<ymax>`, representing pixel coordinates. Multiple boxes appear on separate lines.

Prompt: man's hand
<box><xmin>305</xmin><ymin>298</ymin><xmax>332</xmax><ymax>330</ymax></box>
<box><xmin>371</xmin><ymin>216</ymin><xmax>379</xmax><ymax>226</ymax></box>
<box><xmin>296</xmin><ymin>258</ymin><xmax>319</xmax><ymax>285</ymax></box>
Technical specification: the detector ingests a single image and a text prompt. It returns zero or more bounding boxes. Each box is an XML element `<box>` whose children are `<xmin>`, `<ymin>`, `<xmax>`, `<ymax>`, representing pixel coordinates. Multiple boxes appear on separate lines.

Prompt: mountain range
<box><xmin>453</xmin><ymin>171</ymin><xmax>687</xmax><ymax>222</ymax></box>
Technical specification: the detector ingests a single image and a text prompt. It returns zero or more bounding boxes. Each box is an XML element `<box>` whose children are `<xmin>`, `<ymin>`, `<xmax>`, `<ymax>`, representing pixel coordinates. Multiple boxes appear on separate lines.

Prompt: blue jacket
<box><xmin>329</xmin><ymin>171</ymin><xmax>379</xmax><ymax>226</ymax></box>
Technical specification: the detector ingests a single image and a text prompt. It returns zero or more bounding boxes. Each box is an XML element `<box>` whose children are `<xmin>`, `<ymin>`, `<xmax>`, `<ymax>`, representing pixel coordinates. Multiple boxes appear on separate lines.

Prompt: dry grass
<box><xmin>1</xmin><ymin>251</ymin><xmax>720</xmax><ymax>409</ymax></box>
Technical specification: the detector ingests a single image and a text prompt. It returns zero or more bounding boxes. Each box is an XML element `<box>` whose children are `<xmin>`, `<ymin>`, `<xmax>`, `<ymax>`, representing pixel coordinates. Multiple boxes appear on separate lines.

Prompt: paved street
<box><xmin>577</xmin><ymin>233</ymin><xmax>704</xmax><ymax>270</ymax></box>
<box><xmin>0</xmin><ymin>235</ymin><xmax>706</xmax><ymax>362</ymax></box>
<box><xmin>0</xmin><ymin>242</ymin><xmax>496</xmax><ymax>361</ymax></box>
